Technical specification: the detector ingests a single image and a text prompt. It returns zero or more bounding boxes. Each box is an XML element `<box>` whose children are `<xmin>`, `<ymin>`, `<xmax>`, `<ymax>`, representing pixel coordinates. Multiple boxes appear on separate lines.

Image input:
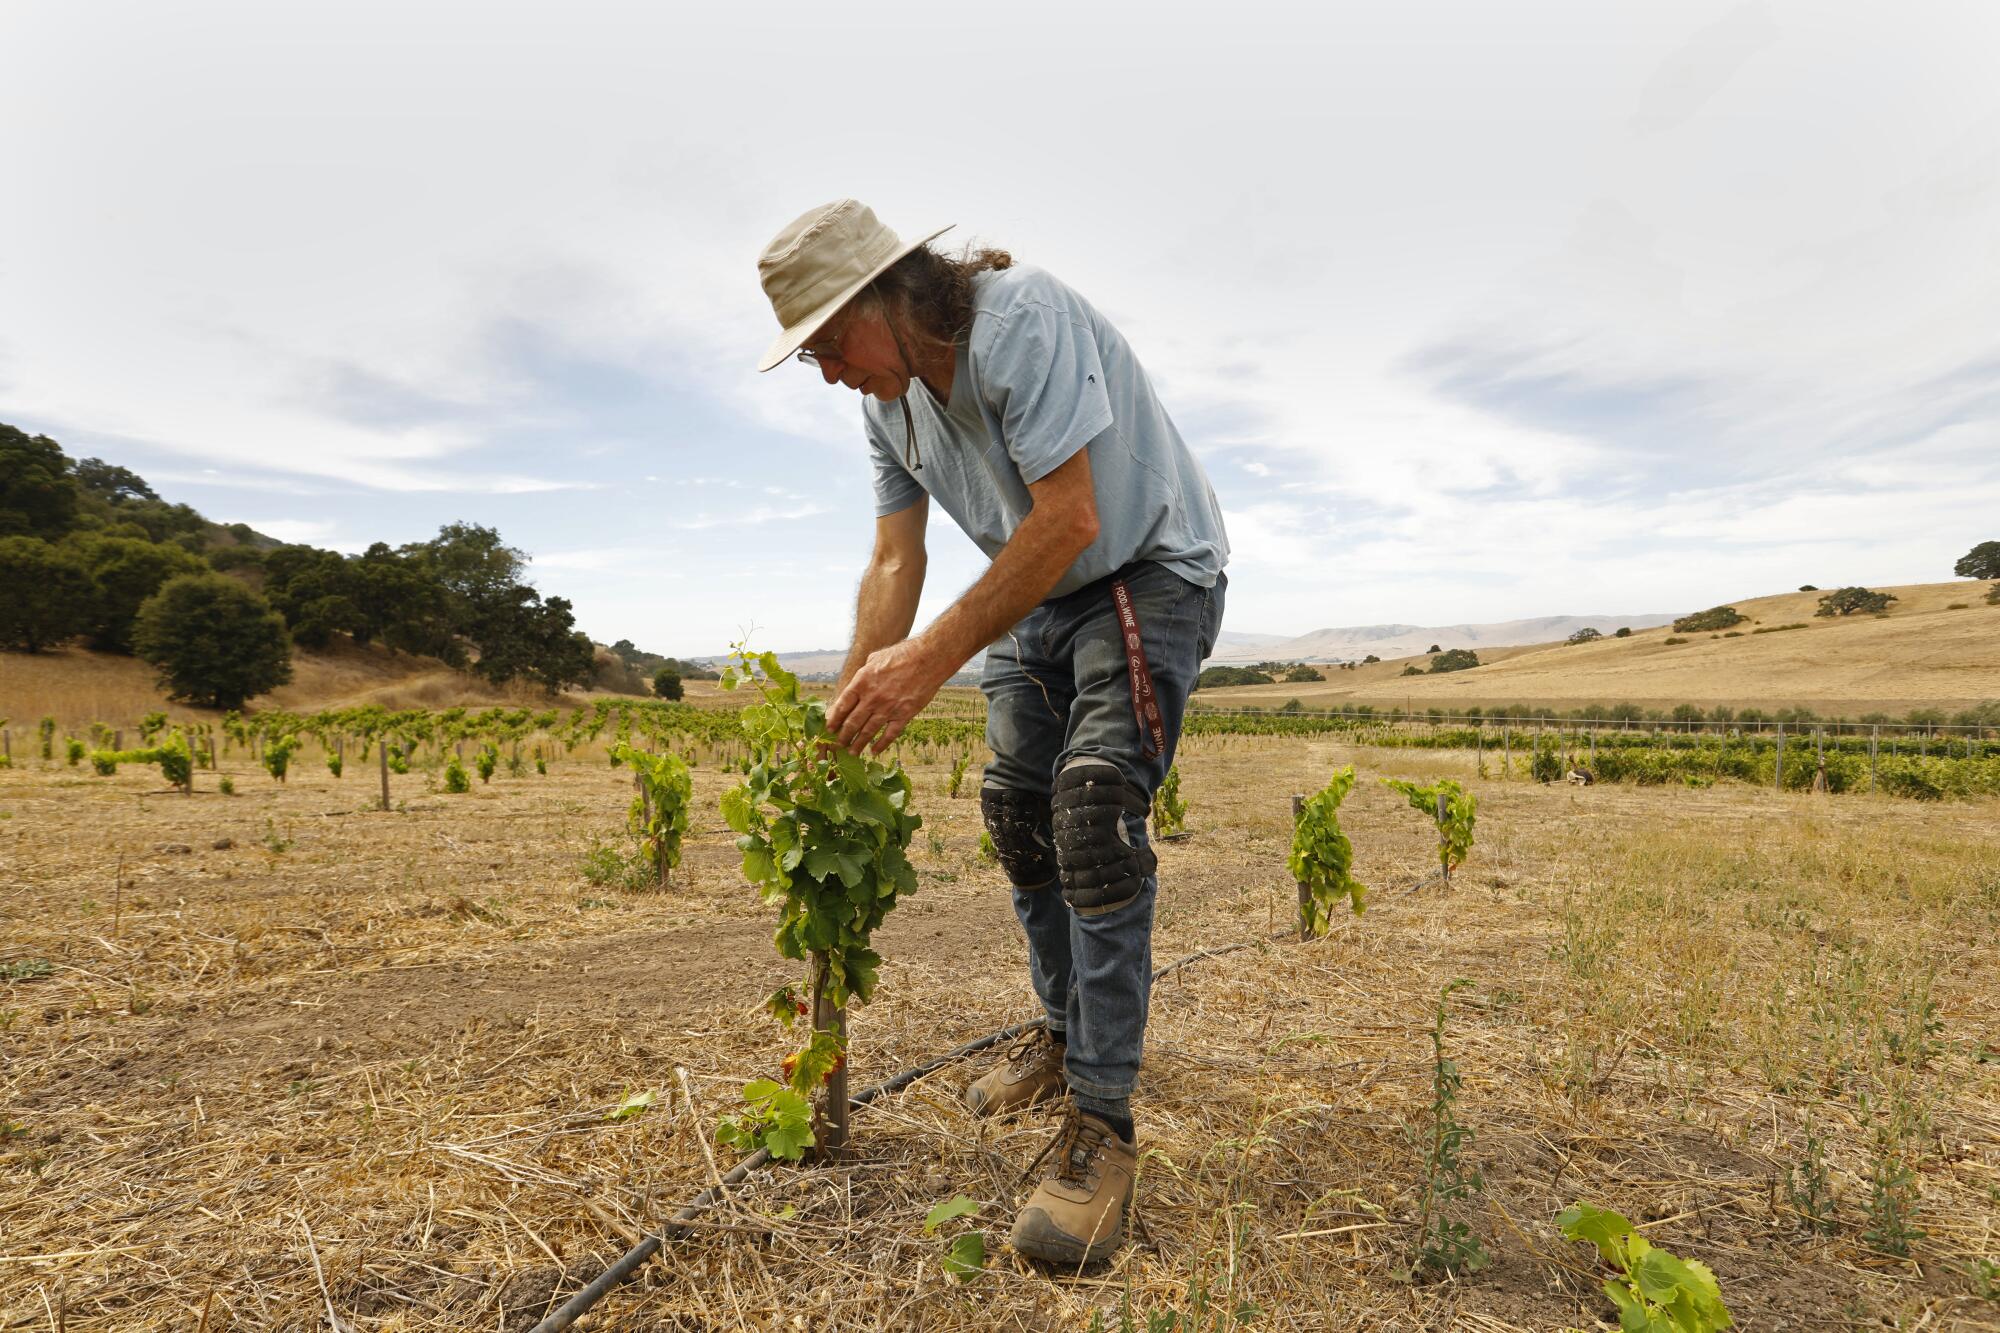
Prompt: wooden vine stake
<box><xmin>1437</xmin><ymin>790</ymin><xmax>1451</xmax><ymax>890</ymax></box>
<box><xmin>810</xmin><ymin>952</ymin><xmax>850</xmax><ymax>1152</ymax></box>
<box><xmin>1290</xmin><ymin>793</ymin><xmax>1311</xmax><ymax>940</ymax></box>
<box><xmin>378</xmin><ymin>737</ymin><xmax>391</xmax><ymax>811</ymax></box>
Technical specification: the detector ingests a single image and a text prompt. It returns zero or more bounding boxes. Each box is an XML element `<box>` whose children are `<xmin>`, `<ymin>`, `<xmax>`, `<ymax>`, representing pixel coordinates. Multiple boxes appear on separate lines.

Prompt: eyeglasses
<box><xmin>794</xmin><ymin>320</ymin><xmax>848</xmax><ymax>368</ymax></box>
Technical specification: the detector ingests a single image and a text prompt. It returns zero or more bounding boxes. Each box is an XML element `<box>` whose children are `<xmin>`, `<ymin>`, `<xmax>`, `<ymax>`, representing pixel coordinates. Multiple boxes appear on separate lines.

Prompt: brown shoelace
<box><xmin>1053</xmin><ymin>1107</ymin><xmax>1112</xmax><ymax>1187</ymax></box>
<box><xmin>1004</xmin><ymin>1027</ymin><xmax>1060</xmax><ymax>1075</ymax></box>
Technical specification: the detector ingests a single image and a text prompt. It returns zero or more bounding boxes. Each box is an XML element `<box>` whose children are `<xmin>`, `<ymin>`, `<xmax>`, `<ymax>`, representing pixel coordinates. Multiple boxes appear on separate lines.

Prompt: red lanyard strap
<box><xmin>1110</xmin><ymin>579</ymin><xmax>1166</xmax><ymax>760</ymax></box>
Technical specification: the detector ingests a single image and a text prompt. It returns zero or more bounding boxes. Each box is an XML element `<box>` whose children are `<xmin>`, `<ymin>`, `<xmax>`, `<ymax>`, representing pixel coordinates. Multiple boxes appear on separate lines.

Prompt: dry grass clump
<box><xmin>2</xmin><ymin>733</ymin><xmax>1995</xmax><ymax>1329</ymax></box>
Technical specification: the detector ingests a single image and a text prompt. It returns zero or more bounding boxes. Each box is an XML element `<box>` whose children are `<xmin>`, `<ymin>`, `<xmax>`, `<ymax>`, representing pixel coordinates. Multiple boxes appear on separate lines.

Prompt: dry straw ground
<box><xmin>1202</xmin><ymin>581</ymin><xmax>2000</xmax><ymax>717</ymax></box>
<box><xmin>3</xmin><ymin>731</ymin><xmax>1997</xmax><ymax>1330</ymax></box>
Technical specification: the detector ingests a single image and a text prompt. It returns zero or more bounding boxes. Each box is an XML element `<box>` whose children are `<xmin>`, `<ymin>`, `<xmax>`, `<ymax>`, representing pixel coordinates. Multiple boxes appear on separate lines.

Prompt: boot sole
<box><xmin>1009</xmin><ymin>1212</ymin><xmax>1126</xmax><ymax>1266</ymax></box>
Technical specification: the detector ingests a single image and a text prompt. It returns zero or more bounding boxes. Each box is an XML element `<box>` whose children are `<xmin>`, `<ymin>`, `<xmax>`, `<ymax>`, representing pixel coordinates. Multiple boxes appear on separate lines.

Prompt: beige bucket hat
<box><xmin>755</xmin><ymin>199</ymin><xmax>953</xmax><ymax>372</ymax></box>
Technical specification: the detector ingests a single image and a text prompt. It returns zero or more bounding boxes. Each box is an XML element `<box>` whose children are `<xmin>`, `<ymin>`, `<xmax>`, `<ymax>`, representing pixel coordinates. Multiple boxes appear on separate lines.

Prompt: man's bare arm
<box><xmin>829</xmin><ymin>449</ymin><xmax>1100</xmax><ymax>752</ymax></box>
<box><xmin>835</xmin><ymin>499</ymin><xmax>929</xmax><ymax>695</ymax></box>
<box><xmin>916</xmin><ymin>448</ymin><xmax>1100</xmax><ymax>675</ymax></box>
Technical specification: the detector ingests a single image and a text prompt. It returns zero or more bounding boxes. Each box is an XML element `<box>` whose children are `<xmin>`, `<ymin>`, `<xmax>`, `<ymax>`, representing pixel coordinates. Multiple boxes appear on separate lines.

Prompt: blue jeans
<box><xmin>981</xmin><ymin>561</ymin><xmax>1225</xmax><ymax>1110</ymax></box>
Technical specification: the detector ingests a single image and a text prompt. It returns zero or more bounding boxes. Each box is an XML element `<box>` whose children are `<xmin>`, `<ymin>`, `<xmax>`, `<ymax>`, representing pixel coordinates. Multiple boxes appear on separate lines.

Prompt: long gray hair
<box><xmin>863</xmin><ymin>242</ymin><xmax>1015</xmax><ymax>353</ymax></box>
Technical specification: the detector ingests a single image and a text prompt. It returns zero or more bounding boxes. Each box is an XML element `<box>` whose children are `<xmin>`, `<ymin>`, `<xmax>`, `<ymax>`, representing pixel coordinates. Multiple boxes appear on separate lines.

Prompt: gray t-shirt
<box><xmin>864</xmin><ymin>265</ymin><xmax>1228</xmax><ymax>598</ymax></box>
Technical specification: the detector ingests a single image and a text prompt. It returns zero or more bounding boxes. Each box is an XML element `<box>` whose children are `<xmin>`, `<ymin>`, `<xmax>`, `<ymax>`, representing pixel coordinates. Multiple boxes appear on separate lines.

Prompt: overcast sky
<box><xmin>5</xmin><ymin>1</ymin><xmax>1997</xmax><ymax>654</ymax></box>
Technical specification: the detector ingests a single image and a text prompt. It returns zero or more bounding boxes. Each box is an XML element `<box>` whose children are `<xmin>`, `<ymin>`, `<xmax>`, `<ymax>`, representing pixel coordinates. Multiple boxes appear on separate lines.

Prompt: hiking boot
<box><xmin>1010</xmin><ymin>1107</ymin><xmax>1137</xmax><ymax>1266</ymax></box>
<box><xmin>965</xmin><ymin>1028</ymin><xmax>1067</xmax><ymax>1117</ymax></box>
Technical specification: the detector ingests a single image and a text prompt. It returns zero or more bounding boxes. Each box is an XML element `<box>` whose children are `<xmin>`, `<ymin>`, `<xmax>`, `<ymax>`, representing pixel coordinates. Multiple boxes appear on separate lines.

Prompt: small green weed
<box><xmin>1402</xmin><ymin>979</ymin><xmax>1488</xmax><ymax>1279</ymax></box>
<box><xmin>1785</xmin><ymin>1117</ymin><xmax>1837</xmax><ymax>1234</ymax></box>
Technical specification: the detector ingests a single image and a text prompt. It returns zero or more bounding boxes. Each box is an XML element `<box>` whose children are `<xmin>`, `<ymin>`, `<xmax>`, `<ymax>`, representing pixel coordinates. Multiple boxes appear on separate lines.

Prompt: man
<box><xmin>754</xmin><ymin>199</ymin><xmax>1228</xmax><ymax>1265</ymax></box>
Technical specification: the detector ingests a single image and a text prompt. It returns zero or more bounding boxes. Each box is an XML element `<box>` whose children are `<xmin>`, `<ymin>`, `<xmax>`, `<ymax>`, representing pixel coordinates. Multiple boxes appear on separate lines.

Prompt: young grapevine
<box><xmin>1152</xmin><ymin>763</ymin><xmax>1190</xmax><ymax>838</ymax></box>
<box><xmin>613</xmin><ymin>741</ymin><xmax>693</xmax><ymax>889</ymax></box>
<box><xmin>718</xmin><ymin>647</ymin><xmax>921</xmax><ymax>1156</ymax></box>
<box><xmin>1289</xmin><ymin>765</ymin><xmax>1368</xmax><ymax>934</ymax></box>
<box><xmin>1557</xmin><ymin>1203</ymin><xmax>1733</xmax><ymax>1331</ymax></box>
<box><xmin>1380</xmin><ymin>777</ymin><xmax>1476</xmax><ymax>882</ymax></box>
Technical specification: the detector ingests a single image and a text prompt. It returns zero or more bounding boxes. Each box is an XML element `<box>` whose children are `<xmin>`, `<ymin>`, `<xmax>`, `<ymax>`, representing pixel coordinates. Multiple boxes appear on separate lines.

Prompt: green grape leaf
<box><xmin>924</xmin><ymin>1195</ymin><xmax>980</xmax><ymax>1234</ymax></box>
<box><xmin>606</xmin><ymin>1088</ymin><xmax>657</xmax><ymax>1121</ymax></box>
<box><xmin>942</xmin><ymin>1232</ymin><xmax>987</xmax><ymax>1281</ymax></box>
<box><xmin>1558</xmin><ymin>1203</ymin><xmax>1635</xmax><ymax>1265</ymax></box>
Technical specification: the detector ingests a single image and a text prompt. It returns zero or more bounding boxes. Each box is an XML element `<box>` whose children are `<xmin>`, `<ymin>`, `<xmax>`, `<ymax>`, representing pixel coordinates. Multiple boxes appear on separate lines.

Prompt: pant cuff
<box><xmin>1065</xmin><ymin>1071</ymin><xmax>1135</xmax><ymax>1102</ymax></box>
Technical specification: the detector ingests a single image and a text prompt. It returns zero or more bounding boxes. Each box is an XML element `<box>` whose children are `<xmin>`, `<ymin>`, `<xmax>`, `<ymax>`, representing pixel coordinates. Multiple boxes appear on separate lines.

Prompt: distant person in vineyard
<box><xmin>755</xmin><ymin>200</ymin><xmax>1229</xmax><ymax>1265</ymax></box>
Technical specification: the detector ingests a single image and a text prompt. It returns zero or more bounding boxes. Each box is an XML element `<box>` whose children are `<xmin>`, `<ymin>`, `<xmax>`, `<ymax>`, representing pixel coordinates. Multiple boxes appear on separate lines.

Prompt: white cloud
<box><xmin>4</xmin><ymin>0</ymin><xmax>1998</xmax><ymax>649</ymax></box>
<box><xmin>241</xmin><ymin>518</ymin><xmax>345</xmax><ymax>547</ymax></box>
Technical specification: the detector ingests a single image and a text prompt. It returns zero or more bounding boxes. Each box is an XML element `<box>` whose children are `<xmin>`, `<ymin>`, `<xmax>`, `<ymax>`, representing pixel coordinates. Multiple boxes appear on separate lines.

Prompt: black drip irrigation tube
<box><xmin>528</xmin><ymin>868</ymin><xmax>1443</xmax><ymax>1332</ymax></box>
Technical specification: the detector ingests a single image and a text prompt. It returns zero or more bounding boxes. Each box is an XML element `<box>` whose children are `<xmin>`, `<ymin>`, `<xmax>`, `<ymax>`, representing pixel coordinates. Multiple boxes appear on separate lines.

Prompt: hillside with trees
<box><xmin>0</xmin><ymin>422</ymin><xmax>600</xmax><ymax>707</ymax></box>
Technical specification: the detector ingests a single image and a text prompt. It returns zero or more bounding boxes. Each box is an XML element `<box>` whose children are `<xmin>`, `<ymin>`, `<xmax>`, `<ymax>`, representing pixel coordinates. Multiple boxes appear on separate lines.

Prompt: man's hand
<box><xmin>828</xmin><ymin>637</ymin><xmax>956</xmax><ymax>754</ymax></box>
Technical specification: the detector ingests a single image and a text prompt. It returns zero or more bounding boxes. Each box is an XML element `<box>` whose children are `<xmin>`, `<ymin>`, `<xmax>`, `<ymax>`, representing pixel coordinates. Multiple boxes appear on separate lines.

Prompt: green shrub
<box><xmin>475</xmin><ymin>744</ymin><xmax>498</xmax><ymax>784</ymax></box>
<box><xmin>1429</xmin><ymin>649</ymin><xmax>1479</xmax><ymax>673</ymax></box>
<box><xmin>443</xmin><ymin>755</ymin><xmax>471</xmax><ymax>793</ymax></box>
<box><xmin>1613</xmin><ymin>627</ymin><xmax>1632</xmax><ymax>638</ymax></box>
<box><xmin>64</xmin><ymin>738</ymin><xmax>84</xmax><ymax>766</ymax></box>
<box><xmin>1566</xmin><ymin>627</ymin><xmax>1602</xmax><ymax>645</ymax></box>
<box><xmin>1196</xmin><ymin>664</ymin><xmax>1274</xmax><ymax>688</ymax></box>
<box><xmin>132</xmin><ymin>573</ymin><xmax>292</xmax><ymax>710</ymax></box>
<box><xmin>1753</xmin><ymin>622</ymin><xmax>1808</xmax><ymax>634</ymax></box>
<box><xmin>1816</xmin><ymin>586</ymin><xmax>1896</xmax><ymax>617</ymax></box>
<box><xmin>1663</xmin><ymin>636</ymin><xmax>1689</xmax><ymax>645</ymax></box>
<box><xmin>1673</xmin><ymin>606</ymin><xmax>1745</xmax><ymax>633</ymax></box>
<box><xmin>652</xmin><ymin>665</ymin><xmax>684</xmax><ymax>701</ymax></box>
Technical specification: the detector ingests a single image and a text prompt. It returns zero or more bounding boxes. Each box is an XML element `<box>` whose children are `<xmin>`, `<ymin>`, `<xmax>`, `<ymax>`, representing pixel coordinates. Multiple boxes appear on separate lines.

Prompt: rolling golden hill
<box><xmin>1197</xmin><ymin>580</ymin><xmax>2000</xmax><ymax>716</ymax></box>
<box><xmin>0</xmin><ymin>638</ymin><xmax>677</xmax><ymax>732</ymax></box>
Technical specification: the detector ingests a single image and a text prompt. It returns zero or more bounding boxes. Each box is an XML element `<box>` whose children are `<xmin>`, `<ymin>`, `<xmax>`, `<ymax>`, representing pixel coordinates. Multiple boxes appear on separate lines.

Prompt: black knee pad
<box><xmin>1051</xmin><ymin>761</ymin><xmax>1157</xmax><ymax>917</ymax></box>
<box><xmin>980</xmin><ymin>786</ymin><xmax>1056</xmax><ymax>890</ymax></box>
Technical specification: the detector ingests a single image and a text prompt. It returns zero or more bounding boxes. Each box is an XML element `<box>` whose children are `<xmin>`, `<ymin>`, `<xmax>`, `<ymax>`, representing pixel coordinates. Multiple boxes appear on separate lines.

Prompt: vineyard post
<box><xmin>1588</xmin><ymin>726</ymin><xmax>1596</xmax><ymax>765</ymax></box>
<box><xmin>1774</xmin><ymin>724</ymin><xmax>1785</xmax><ymax>791</ymax></box>
<box><xmin>1290</xmin><ymin>794</ymin><xmax>1311</xmax><ymax>939</ymax></box>
<box><xmin>2</xmin><ymin>729</ymin><xmax>8</xmax><ymax>763</ymax></box>
<box><xmin>1436</xmin><ymin>790</ymin><xmax>1451</xmax><ymax>890</ymax></box>
<box><xmin>1870</xmin><ymin>726</ymin><xmax>1878</xmax><ymax>792</ymax></box>
<box><xmin>114</xmin><ymin>729</ymin><xmax>123</xmax><ymax>751</ymax></box>
<box><xmin>207</xmin><ymin>735</ymin><xmax>217</xmax><ymax>770</ymax></box>
<box><xmin>378</xmin><ymin>740</ymin><xmax>390</xmax><ymax>811</ymax></box>
<box><xmin>1815</xmin><ymin>729</ymin><xmax>1826</xmax><ymax>792</ymax></box>
<box><xmin>1502</xmin><ymin>727</ymin><xmax>1511</xmax><ymax>779</ymax></box>
<box><xmin>809</xmin><ymin>952</ymin><xmax>850</xmax><ymax>1152</ymax></box>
